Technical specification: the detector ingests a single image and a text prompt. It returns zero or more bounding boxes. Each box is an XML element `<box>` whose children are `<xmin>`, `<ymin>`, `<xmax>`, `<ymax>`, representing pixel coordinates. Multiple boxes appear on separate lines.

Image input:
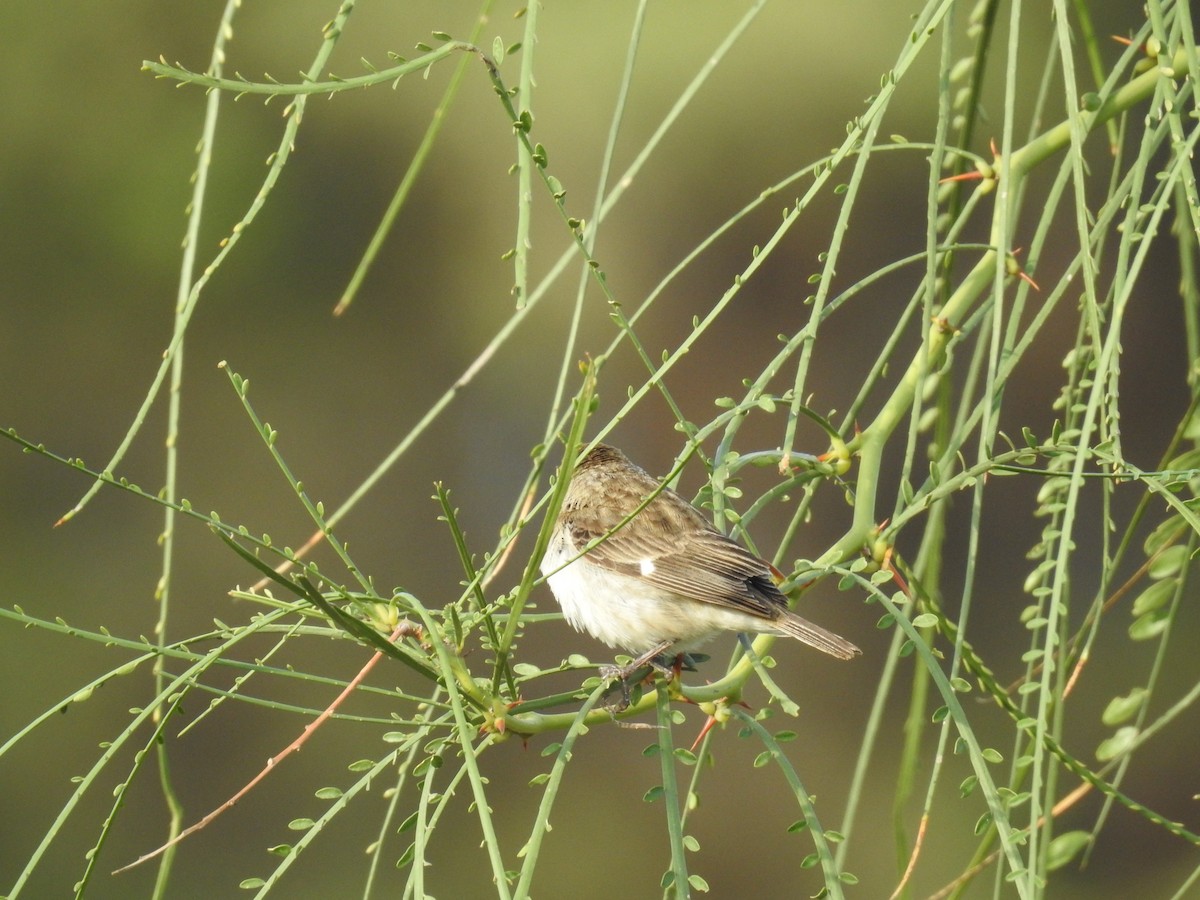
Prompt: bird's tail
<box><xmin>775</xmin><ymin>612</ymin><xmax>860</xmax><ymax>660</ymax></box>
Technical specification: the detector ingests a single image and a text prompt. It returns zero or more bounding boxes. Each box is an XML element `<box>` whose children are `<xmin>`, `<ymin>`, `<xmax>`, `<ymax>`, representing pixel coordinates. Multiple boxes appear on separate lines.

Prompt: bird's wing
<box><xmin>563</xmin><ymin>501</ymin><xmax>786</xmax><ymax>620</ymax></box>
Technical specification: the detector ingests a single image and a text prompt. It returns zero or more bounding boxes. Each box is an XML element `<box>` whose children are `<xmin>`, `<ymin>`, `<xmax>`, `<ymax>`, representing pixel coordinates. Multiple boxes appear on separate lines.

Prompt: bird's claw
<box><xmin>598</xmin><ymin>651</ymin><xmax>709</xmax><ymax>711</ymax></box>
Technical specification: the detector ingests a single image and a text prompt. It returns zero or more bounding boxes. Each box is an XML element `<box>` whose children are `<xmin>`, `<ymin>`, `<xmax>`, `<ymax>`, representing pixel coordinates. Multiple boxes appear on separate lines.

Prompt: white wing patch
<box><xmin>639</xmin><ymin>558</ymin><xmax>657</xmax><ymax>577</ymax></box>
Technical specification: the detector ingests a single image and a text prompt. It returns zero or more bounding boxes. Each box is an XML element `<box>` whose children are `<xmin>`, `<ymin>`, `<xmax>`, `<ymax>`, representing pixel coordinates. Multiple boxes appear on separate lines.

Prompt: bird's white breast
<box><xmin>541</xmin><ymin>534</ymin><xmax>778</xmax><ymax>654</ymax></box>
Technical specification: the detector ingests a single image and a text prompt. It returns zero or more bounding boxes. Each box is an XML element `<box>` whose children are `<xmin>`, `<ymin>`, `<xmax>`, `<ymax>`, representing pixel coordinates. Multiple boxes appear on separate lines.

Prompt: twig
<box><xmin>113</xmin><ymin>622</ymin><xmax>419</xmax><ymax>874</ymax></box>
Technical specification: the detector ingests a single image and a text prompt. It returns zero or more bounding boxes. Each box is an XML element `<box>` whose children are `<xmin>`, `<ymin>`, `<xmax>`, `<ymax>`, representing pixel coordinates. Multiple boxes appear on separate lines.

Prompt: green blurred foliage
<box><xmin>1</xmin><ymin>2</ymin><xmax>1196</xmax><ymax>897</ymax></box>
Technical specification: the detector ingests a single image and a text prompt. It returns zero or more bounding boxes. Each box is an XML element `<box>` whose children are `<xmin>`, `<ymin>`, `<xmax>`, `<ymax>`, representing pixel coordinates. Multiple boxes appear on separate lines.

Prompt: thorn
<box><xmin>688</xmin><ymin>698</ymin><xmax>750</xmax><ymax>752</ymax></box>
<box><xmin>1006</xmin><ymin>249</ymin><xmax>1041</xmax><ymax>291</ymax></box>
<box><xmin>938</xmin><ymin>170</ymin><xmax>984</xmax><ymax>185</ymax></box>
<box><xmin>883</xmin><ymin>552</ymin><xmax>913</xmax><ymax>601</ymax></box>
<box><xmin>690</xmin><ymin>714</ymin><xmax>718</xmax><ymax>752</ymax></box>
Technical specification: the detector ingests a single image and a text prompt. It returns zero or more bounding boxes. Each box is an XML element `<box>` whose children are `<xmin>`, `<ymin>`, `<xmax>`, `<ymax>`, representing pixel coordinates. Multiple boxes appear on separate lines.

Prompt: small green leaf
<box><xmin>1142</xmin><ymin>515</ymin><xmax>1182</xmax><ymax>557</ymax></box>
<box><xmin>1148</xmin><ymin>544</ymin><xmax>1188</xmax><ymax>579</ymax></box>
<box><xmin>1046</xmin><ymin>830</ymin><xmax>1092</xmax><ymax>870</ymax></box>
<box><xmin>1101</xmin><ymin>689</ymin><xmax>1147</xmax><ymax>726</ymax></box>
<box><xmin>1130</xmin><ymin>579</ymin><xmax>1176</xmax><ymax>617</ymax></box>
<box><xmin>1128</xmin><ymin>608</ymin><xmax>1170</xmax><ymax>641</ymax></box>
<box><xmin>1096</xmin><ymin>726</ymin><xmax>1138</xmax><ymax>761</ymax></box>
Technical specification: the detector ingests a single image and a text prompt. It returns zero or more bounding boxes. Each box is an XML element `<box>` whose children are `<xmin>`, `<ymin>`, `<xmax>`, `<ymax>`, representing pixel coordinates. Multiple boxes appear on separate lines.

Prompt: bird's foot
<box><xmin>598</xmin><ymin>645</ymin><xmax>707</xmax><ymax>711</ymax></box>
<box><xmin>598</xmin><ymin>661</ymin><xmax>646</xmax><ymax>711</ymax></box>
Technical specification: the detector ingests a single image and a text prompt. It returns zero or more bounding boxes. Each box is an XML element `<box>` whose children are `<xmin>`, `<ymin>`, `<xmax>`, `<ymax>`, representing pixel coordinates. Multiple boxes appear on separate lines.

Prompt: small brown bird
<box><xmin>541</xmin><ymin>443</ymin><xmax>859</xmax><ymax>690</ymax></box>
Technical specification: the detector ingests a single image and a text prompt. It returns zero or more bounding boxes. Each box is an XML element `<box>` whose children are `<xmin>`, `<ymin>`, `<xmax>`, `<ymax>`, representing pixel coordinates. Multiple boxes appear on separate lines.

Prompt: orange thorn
<box><xmin>689</xmin><ymin>699</ymin><xmax>751</xmax><ymax>751</ymax></box>
<box><xmin>938</xmin><ymin>170</ymin><xmax>984</xmax><ymax>185</ymax></box>
<box><xmin>690</xmin><ymin>714</ymin><xmax>718</xmax><ymax>752</ymax></box>
<box><xmin>1006</xmin><ymin>249</ymin><xmax>1041</xmax><ymax>291</ymax></box>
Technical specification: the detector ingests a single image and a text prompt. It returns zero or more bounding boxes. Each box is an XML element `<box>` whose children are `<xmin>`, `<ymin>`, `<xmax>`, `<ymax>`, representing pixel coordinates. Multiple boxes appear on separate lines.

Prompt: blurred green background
<box><xmin>2</xmin><ymin>2</ymin><xmax>1197</xmax><ymax>897</ymax></box>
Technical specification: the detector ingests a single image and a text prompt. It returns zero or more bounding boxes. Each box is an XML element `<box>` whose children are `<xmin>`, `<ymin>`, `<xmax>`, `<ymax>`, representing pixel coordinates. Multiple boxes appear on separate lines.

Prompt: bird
<box><xmin>540</xmin><ymin>443</ymin><xmax>859</xmax><ymax>699</ymax></box>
